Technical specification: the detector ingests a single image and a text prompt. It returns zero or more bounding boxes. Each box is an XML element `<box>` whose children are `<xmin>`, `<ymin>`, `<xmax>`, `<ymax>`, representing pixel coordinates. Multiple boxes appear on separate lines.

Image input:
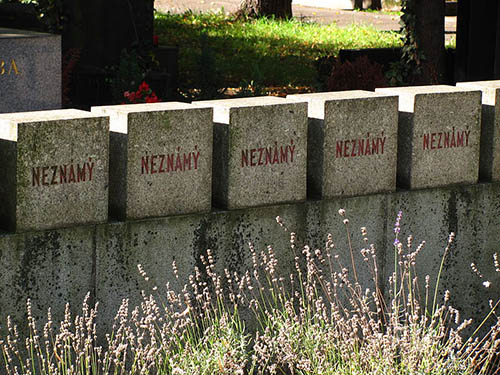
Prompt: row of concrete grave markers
<box><xmin>1</xmin><ymin>81</ymin><xmax>500</xmax><ymax>233</ymax></box>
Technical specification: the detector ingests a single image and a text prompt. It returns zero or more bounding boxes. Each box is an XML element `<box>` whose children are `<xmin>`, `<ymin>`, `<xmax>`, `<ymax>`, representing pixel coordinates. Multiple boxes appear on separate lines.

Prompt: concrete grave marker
<box><xmin>0</xmin><ymin>109</ymin><xmax>109</xmax><ymax>232</ymax></box>
<box><xmin>288</xmin><ymin>91</ymin><xmax>398</xmax><ymax>198</ymax></box>
<box><xmin>457</xmin><ymin>80</ymin><xmax>500</xmax><ymax>181</ymax></box>
<box><xmin>193</xmin><ymin>96</ymin><xmax>307</xmax><ymax>209</ymax></box>
<box><xmin>91</xmin><ymin>103</ymin><xmax>213</xmax><ymax>220</ymax></box>
<box><xmin>376</xmin><ymin>85</ymin><xmax>482</xmax><ymax>189</ymax></box>
<box><xmin>0</xmin><ymin>28</ymin><xmax>61</xmax><ymax>113</ymax></box>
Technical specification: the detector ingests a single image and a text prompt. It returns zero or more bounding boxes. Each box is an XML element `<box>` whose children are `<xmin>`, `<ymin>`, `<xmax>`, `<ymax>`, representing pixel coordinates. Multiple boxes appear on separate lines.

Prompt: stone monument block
<box><xmin>0</xmin><ymin>109</ymin><xmax>109</xmax><ymax>232</ymax></box>
<box><xmin>376</xmin><ymin>85</ymin><xmax>482</xmax><ymax>189</ymax></box>
<box><xmin>457</xmin><ymin>80</ymin><xmax>500</xmax><ymax>181</ymax></box>
<box><xmin>0</xmin><ymin>28</ymin><xmax>61</xmax><ymax>113</ymax></box>
<box><xmin>193</xmin><ymin>96</ymin><xmax>307</xmax><ymax>209</ymax></box>
<box><xmin>91</xmin><ymin>103</ymin><xmax>213</xmax><ymax>220</ymax></box>
<box><xmin>288</xmin><ymin>91</ymin><xmax>398</xmax><ymax>198</ymax></box>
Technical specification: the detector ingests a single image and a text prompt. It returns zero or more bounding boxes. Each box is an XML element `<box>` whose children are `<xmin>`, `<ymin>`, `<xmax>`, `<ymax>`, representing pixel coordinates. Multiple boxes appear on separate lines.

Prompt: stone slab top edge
<box><xmin>193</xmin><ymin>95</ymin><xmax>287</xmax><ymax>107</ymax></box>
<box><xmin>457</xmin><ymin>80</ymin><xmax>500</xmax><ymax>106</ymax></box>
<box><xmin>192</xmin><ymin>95</ymin><xmax>305</xmax><ymax>124</ymax></box>
<box><xmin>0</xmin><ymin>109</ymin><xmax>107</xmax><ymax>142</ymax></box>
<box><xmin>91</xmin><ymin>102</ymin><xmax>213</xmax><ymax>134</ymax></box>
<box><xmin>92</xmin><ymin>102</ymin><xmax>196</xmax><ymax>114</ymax></box>
<box><xmin>376</xmin><ymin>85</ymin><xmax>482</xmax><ymax>112</ymax></box>
<box><xmin>287</xmin><ymin>90</ymin><xmax>396</xmax><ymax>119</ymax></box>
<box><xmin>0</xmin><ymin>27</ymin><xmax>60</xmax><ymax>39</ymax></box>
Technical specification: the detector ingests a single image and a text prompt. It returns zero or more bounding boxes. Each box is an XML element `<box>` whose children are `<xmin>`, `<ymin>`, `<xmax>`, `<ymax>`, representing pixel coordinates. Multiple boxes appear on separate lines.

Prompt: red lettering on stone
<box><xmin>167</xmin><ymin>154</ymin><xmax>174</xmax><ymax>172</ymax></box>
<box><xmin>240</xmin><ymin>141</ymin><xmax>296</xmax><ymax>167</ymax></box>
<box><xmin>193</xmin><ymin>147</ymin><xmax>200</xmax><ymax>170</ymax></box>
<box><xmin>250</xmin><ymin>148</ymin><xmax>257</xmax><ymax>167</ymax></box>
<box><xmin>343</xmin><ymin>141</ymin><xmax>349</xmax><ymax>157</ymax></box>
<box><xmin>32</xmin><ymin>167</ymin><xmax>40</xmax><ymax>187</ymax></box>
<box><xmin>77</xmin><ymin>164</ymin><xmax>85</xmax><ymax>182</ymax></box>
<box><xmin>450</xmin><ymin>132</ymin><xmax>456</xmax><ymax>147</ymax></box>
<box><xmin>87</xmin><ymin>161</ymin><xmax>94</xmax><ymax>181</ymax></box>
<box><xmin>59</xmin><ymin>165</ymin><xmax>67</xmax><ymax>184</ymax></box>
<box><xmin>241</xmin><ymin>150</ymin><xmax>249</xmax><ymax>167</ymax></box>
<box><xmin>380</xmin><ymin>137</ymin><xmax>386</xmax><ymax>154</ymax></box>
<box><xmin>272</xmin><ymin>145</ymin><xmax>279</xmax><ymax>164</ymax></box>
<box><xmin>141</xmin><ymin>156</ymin><xmax>149</xmax><ymax>175</ymax></box>
<box><xmin>351</xmin><ymin>140</ymin><xmax>357</xmax><ymax>157</ymax></box>
<box><xmin>365</xmin><ymin>141</ymin><xmax>371</xmax><ymax>155</ymax></box>
<box><xmin>265</xmin><ymin>148</ymin><xmax>272</xmax><ymax>164</ymax></box>
<box><xmin>359</xmin><ymin>139</ymin><xmax>365</xmax><ymax>156</ymax></box>
<box><xmin>31</xmin><ymin>159</ymin><xmax>95</xmax><ymax>187</ymax></box>
<box><xmin>151</xmin><ymin>155</ymin><xmax>157</xmax><ymax>174</ymax></box>
<box><xmin>175</xmin><ymin>154</ymin><xmax>182</xmax><ymax>171</ymax></box>
<box><xmin>42</xmin><ymin>166</ymin><xmax>49</xmax><ymax>186</ymax></box>
<box><xmin>372</xmin><ymin>138</ymin><xmax>379</xmax><ymax>154</ymax></box>
<box><xmin>281</xmin><ymin>146</ymin><xmax>288</xmax><ymax>163</ymax></box>
<box><xmin>423</xmin><ymin>134</ymin><xmax>430</xmax><ymax>150</ymax></box>
<box><xmin>68</xmin><ymin>165</ymin><xmax>76</xmax><ymax>183</ymax></box>
<box><xmin>430</xmin><ymin>133</ymin><xmax>436</xmax><ymax>150</ymax></box>
<box><xmin>336</xmin><ymin>141</ymin><xmax>342</xmax><ymax>158</ymax></box>
<box><xmin>258</xmin><ymin>148</ymin><xmax>264</xmax><ymax>165</ymax></box>
<box><xmin>159</xmin><ymin>154</ymin><xmax>166</xmax><ymax>173</ymax></box>
<box><xmin>51</xmin><ymin>166</ymin><xmax>58</xmax><ymax>185</ymax></box>
<box><xmin>457</xmin><ymin>131</ymin><xmax>464</xmax><ymax>147</ymax></box>
<box><xmin>444</xmin><ymin>132</ymin><xmax>450</xmax><ymax>148</ymax></box>
<box><xmin>183</xmin><ymin>153</ymin><xmax>191</xmax><ymax>170</ymax></box>
<box><xmin>437</xmin><ymin>132</ymin><xmax>443</xmax><ymax>149</ymax></box>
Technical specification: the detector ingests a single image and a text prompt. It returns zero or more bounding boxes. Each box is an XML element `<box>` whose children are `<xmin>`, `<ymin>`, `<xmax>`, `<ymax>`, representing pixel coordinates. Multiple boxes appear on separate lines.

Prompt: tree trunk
<box><xmin>370</xmin><ymin>0</ymin><xmax>382</xmax><ymax>10</ymax></box>
<box><xmin>413</xmin><ymin>0</ymin><xmax>446</xmax><ymax>83</ymax></box>
<box><xmin>353</xmin><ymin>0</ymin><xmax>364</xmax><ymax>9</ymax></box>
<box><xmin>238</xmin><ymin>0</ymin><xmax>292</xmax><ymax>18</ymax></box>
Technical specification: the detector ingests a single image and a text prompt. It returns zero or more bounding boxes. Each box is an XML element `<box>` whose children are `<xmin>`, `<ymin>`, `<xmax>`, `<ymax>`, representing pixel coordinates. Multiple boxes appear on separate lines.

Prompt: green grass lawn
<box><xmin>154</xmin><ymin>11</ymin><xmax>403</xmax><ymax>98</ymax></box>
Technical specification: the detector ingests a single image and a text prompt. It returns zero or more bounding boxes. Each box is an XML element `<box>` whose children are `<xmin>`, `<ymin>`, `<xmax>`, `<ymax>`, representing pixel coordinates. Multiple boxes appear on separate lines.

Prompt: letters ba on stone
<box><xmin>457</xmin><ymin>80</ymin><xmax>500</xmax><ymax>182</ymax></box>
<box><xmin>0</xmin><ymin>109</ymin><xmax>109</xmax><ymax>232</ymax></box>
<box><xmin>193</xmin><ymin>96</ymin><xmax>307</xmax><ymax>209</ymax></box>
<box><xmin>0</xmin><ymin>28</ymin><xmax>61</xmax><ymax>113</ymax></box>
<box><xmin>288</xmin><ymin>91</ymin><xmax>398</xmax><ymax>198</ymax></box>
<box><xmin>91</xmin><ymin>103</ymin><xmax>213</xmax><ymax>220</ymax></box>
<box><xmin>376</xmin><ymin>85</ymin><xmax>482</xmax><ymax>189</ymax></box>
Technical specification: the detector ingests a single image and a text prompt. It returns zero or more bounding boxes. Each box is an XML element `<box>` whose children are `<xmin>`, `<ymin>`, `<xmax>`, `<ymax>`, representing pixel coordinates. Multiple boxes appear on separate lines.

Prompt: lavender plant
<box><xmin>0</xmin><ymin>210</ymin><xmax>499</xmax><ymax>375</ymax></box>
<box><xmin>249</xmin><ymin>211</ymin><xmax>500</xmax><ymax>375</ymax></box>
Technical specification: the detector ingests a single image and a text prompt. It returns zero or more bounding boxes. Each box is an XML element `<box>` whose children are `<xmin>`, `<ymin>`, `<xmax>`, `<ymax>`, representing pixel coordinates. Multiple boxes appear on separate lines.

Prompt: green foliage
<box><xmin>0</xmin><ymin>0</ymin><xmax>63</xmax><ymax>32</ymax></box>
<box><xmin>108</xmin><ymin>49</ymin><xmax>147</xmax><ymax>102</ymax></box>
<box><xmin>393</xmin><ymin>0</ymin><xmax>424</xmax><ymax>84</ymax></box>
<box><xmin>35</xmin><ymin>0</ymin><xmax>63</xmax><ymax>32</ymax></box>
<box><xmin>106</xmin><ymin>48</ymin><xmax>161</xmax><ymax>104</ymax></box>
<box><xmin>154</xmin><ymin>11</ymin><xmax>402</xmax><ymax>97</ymax></box>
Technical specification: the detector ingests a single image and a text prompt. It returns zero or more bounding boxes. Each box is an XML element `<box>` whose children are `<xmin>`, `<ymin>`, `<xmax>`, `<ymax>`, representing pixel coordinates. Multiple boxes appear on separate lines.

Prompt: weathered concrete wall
<box><xmin>1</xmin><ymin>182</ymin><xmax>499</xmax><ymax>337</ymax></box>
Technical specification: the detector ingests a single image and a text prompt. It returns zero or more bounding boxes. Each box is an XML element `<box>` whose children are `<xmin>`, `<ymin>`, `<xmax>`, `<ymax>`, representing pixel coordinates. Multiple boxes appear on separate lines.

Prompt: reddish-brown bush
<box><xmin>327</xmin><ymin>55</ymin><xmax>388</xmax><ymax>92</ymax></box>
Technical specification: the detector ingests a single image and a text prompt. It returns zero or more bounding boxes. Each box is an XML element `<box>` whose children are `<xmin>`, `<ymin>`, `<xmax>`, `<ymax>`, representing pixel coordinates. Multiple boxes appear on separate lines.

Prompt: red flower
<box><xmin>121</xmin><ymin>81</ymin><xmax>160</xmax><ymax>104</ymax></box>
<box><xmin>153</xmin><ymin>35</ymin><xmax>159</xmax><ymax>47</ymax></box>
<box><xmin>145</xmin><ymin>93</ymin><xmax>159</xmax><ymax>103</ymax></box>
<box><xmin>138</xmin><ymin>81</ymin><xmax>150</xmax><ymax>92</ymax></box>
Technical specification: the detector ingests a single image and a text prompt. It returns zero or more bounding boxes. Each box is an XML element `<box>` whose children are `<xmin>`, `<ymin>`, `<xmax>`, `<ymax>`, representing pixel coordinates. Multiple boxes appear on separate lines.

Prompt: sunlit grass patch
<box><xmin>154</xmin><ymin>11</ymin><xmax>402</xmax><ymax>97</ymax></box>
